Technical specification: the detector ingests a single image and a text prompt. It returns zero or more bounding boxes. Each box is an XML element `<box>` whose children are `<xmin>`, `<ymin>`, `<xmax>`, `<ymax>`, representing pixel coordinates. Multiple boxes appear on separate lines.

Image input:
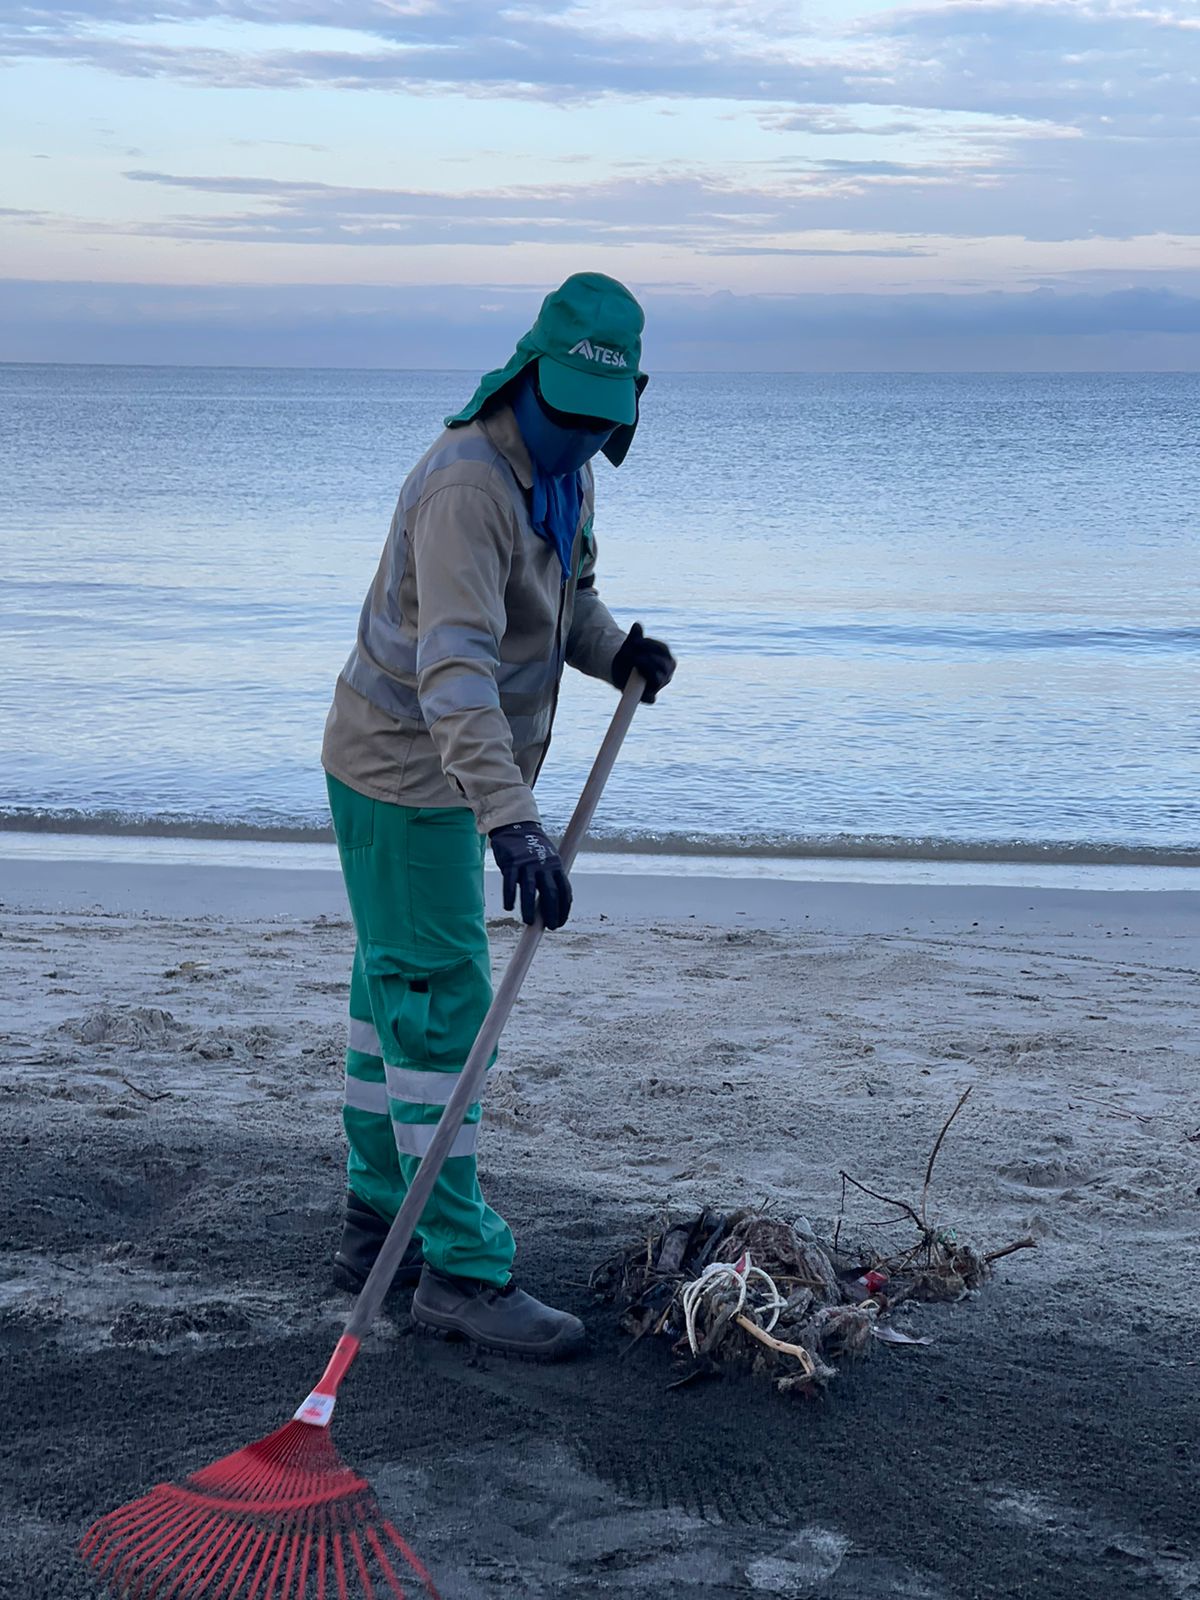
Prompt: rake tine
<box><xmin>84</xmin><ymin>1435</ymin><xmax>441</xmax><ymax>1600</ymax></box>
<box><xmin>161</xmin><ymin>1510</ymin><xmax>245</xmax><ymax>1600</ymax></box>
<box><xmin>217</xmin><ymin>1519</ymin><xmax>271</xmax><ymax>1600</ymax></box>
<box><xmin>221</xmin><ymin>1523</ymin><xmax>270</xmax><ymax>1600</ymax></box>
<box><xmin>112</xmin><ymin>1502</ymin><xmax>208</xmax><ymax>1596</ymax></box>
<box><xmin>83</xmin><ymin>1491</ymin><xmax>162</xmax><ymax>1565</ymax></box>
<box><xmin>333</xmin><ymin>1533</ymin><xmax>351</xmax><ymax>1600</ymax></box>
<box><xmin>244</xmin><ymin>1526</ymin><xmax>284</xmax><ymax>1600</ymax></box>
<box><xmin>383</xmin><ymin>1522</ymin><xmax>439</xmax><ymax>1597</ymax></box>
<box><xmin>260</xmin><ymin>1525</ymin><xmax>295</xmax><ymax>1600</ymax></box>
<box><xmin>364</xmin><ymin>1527</ymin><xmax>409</xmax><ymax>1599</ymax></box>
<box><xmin>296</xmin><ymin>1524</ymin><xmax>315</xmax><ymax>1600</ymax></box>
<box><xmin>348</xmin><ymin>1529</ymin><xmax>376</xmax><ymax>1600</ymax></box>
<box><xmin>182</xmin><ymin>1510</ymin><xmax>259</xmax><ymax>1599</ymax></box>
<box><xmin>153</xmin><ymin>1512</ymin><xmax>229</xmax><ymax>1600</ymax></box>
<box><xmin>129</xmin><ymin>1501</ymin><xmax>217</xmax><ymax>1595</ymax></box>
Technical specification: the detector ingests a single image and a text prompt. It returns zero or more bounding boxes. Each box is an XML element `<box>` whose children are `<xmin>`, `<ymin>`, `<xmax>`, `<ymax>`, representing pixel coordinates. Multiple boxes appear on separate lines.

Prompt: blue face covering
<box><xmin>511</xmin><ymin>373</ymin><xmax>614</xmax><ymax>581</ymax></box>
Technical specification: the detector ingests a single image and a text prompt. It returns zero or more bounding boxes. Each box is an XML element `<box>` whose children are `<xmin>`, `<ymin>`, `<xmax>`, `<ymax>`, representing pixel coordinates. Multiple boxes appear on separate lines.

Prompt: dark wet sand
<box><xmin>2</xmin><ymin>859</ymin><xmax>1198</xmax><ymax>1598</ymax></box>
<box><xmin>3</xmin><ymin>1111</ymin><xmax>1198</xmax><ymax>1600</ymax></box>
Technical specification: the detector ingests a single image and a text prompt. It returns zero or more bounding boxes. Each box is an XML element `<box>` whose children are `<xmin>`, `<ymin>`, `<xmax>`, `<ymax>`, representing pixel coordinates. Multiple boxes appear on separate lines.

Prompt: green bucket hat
<box><xmin>446</xmin><ymin>272</ymin><xmax>648</xmax><ymax>467</ymax></box>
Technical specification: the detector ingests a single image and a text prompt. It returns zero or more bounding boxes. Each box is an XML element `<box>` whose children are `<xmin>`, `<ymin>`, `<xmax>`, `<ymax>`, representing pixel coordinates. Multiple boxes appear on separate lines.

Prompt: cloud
<box><xmin>3</xmin><ymin>276</ymin><xmax>1199</xmax><ymax>370</ymax></box>
<box><xmin>106</xmin><ymin>165</ymin><xmax>1006</xmax><ymax>250</ymax></box>
<box><xmin>231</xmin><ymin>137</ymin><xmax>329</xmax><ymax>152</ymax></box>
<box><xmin>94</xmin><ymin>143</ymin><xmax>1198</xmax><ymax>252</ymax></box>
<box><xmin>773</xmin><ymin>112</ymin><xmax>928</xmax><ymax>136</ymax></box>
<box><xmin>4</xmin><ymin>0</ymin><xmax>1196</xmax><ymax>132</ymax></box>
<box><xmin>707</xmin><ymin>246</ymin><xmax>934</xmax><ymax>257</ymax></box>
<box><xmin>867</xmin><ymin>0</ymin><xmax>1200</xmax><ymax>125</ymax></box>
<box><xmin>3</xmin><ymin>0</ymin><xmax>1198</xmax><ymax>264</ymax></box>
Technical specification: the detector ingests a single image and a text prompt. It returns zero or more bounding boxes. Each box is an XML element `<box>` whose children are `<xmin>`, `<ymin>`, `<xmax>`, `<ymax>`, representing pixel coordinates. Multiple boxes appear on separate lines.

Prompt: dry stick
<box><xmin>121</xmin><ymin>1077</ymin><xmax>170</xmax><ymax>1103</ymax></box>
<box><xmin>734</xmin><ymin>1314</ymin><xmax>817</xmax><ymax>1378</ymax></box>
<box><xmin>984</xmin><ymin>1235</ymin><xmax>1038</xmax><ymax>1264</ymax></box>
<box><xmin>920</xmin><ymin>1086</ymin><xmax>973</xmax><ymax>1226</ymax></box>
<box><xmin>883</xmin><ymin>1239</ymin><xmax>928</xmax><ymax>1277</ymax></box>
<box><xmin>838</xmin><ymin>1170</ymin><xmax>925</xmax><ymax>1233</ymax></box>
<box><xmin>1067</xmin><ymin>1091</ymin><xmax>1152</xmax><ymax>1125</ymax></box>
<box><xmin>833</xmin><ymin>1173</ymin><xmax>847</xmax><ymax>1256</ymax></box>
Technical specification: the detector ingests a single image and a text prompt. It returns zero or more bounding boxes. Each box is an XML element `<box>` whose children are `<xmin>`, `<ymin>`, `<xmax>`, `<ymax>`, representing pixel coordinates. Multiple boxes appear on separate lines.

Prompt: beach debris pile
<box><xmin>590</xmin><ymin>1090</ymin><xmax>1035</xmax><ymax>1395</ymax></box>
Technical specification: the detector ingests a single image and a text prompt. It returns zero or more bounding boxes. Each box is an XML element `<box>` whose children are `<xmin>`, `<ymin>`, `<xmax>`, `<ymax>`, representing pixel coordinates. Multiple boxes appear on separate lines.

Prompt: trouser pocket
<box><xmin>362</xmin><ymin>945</ymin><xmax>491</xmax><ymax>1072</ymax></box>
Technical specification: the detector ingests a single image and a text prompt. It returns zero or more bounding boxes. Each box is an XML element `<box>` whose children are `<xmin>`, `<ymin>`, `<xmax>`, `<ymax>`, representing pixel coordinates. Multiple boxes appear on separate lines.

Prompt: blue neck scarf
<box><xmin>511</xmin><ymin>375</ymin><xmax>612</xmax><ymax>582</ymax></box>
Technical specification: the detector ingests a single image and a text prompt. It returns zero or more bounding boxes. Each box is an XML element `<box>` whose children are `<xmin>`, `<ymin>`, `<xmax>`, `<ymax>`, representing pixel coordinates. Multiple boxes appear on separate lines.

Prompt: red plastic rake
<box><xmin>79</xmin><ymin>676</ymin><xmax>645</xmax><ymax>1600</ymax></box>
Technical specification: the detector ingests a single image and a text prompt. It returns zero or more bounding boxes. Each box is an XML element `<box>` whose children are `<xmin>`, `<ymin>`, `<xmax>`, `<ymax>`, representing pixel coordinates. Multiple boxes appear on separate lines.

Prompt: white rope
<box><xmin>681</xmin><ymin>1250</ymin><xmax>788</xmax><ymax>1356</ymax></box>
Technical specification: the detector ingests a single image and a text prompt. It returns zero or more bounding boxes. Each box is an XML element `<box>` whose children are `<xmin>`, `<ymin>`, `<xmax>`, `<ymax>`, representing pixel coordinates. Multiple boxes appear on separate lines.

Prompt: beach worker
<box><xmin>320</xmin><ymin>273</ymin><xmax>675</xmax><ymax>1359</ymax></box>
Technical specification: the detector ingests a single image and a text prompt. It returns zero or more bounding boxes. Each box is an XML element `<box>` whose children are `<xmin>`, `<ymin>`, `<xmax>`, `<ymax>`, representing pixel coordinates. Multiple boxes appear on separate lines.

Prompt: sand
<box><xmin>1</xmin><ymin>855</ymin><xmax>1198</xmax><ymax>1599</ymax></box>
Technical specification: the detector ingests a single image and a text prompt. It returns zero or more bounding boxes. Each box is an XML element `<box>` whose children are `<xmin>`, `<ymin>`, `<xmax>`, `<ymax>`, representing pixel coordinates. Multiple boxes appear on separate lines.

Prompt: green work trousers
<box><xmin>326</xmin><ymin>775</ymin><xmax>514</xmax><ymax>1286</ymax></box>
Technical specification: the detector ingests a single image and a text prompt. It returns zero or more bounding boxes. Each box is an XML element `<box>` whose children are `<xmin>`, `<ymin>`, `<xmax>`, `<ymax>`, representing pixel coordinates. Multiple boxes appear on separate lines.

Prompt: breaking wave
<box><xmin>1</xmin><ymin>807</ymin><xmax>1196</xmax><ymax>869</ymax></box>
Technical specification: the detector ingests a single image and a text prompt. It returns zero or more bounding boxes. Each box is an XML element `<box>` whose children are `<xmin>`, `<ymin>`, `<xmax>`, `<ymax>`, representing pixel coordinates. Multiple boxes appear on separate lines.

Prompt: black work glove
<box><xmin>612</xmin><ymin>622</ymin><xmax>676</xmax><ymax>704</ymax></box>
<box><xmin>488</xmin><ymin>822</ymin><xmax>573</xmax><ymax>931</ymax></box>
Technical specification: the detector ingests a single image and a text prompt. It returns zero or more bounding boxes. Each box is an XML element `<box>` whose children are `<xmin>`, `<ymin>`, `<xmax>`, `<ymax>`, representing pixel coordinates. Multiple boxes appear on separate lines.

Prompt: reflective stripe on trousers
<box><xmin>328</xmin><ymin>774</ymin><xmax>514</xmax><ymax>1285</ymax></box>
<box><xmin>345</xmin><ymin>1015</ymin><xmax>478</xmax><ymax>1156</ymax></box>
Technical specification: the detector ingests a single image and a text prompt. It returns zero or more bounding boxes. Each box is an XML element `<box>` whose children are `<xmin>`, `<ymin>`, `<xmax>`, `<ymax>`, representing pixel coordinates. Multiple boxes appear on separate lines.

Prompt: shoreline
<box><xmin>2</xmin><ymin>851</ymin><xmax>1198</xmax><ymax>933</ymax></box>
<box><xmin>2</xmin><ymin>814</ymin><xmax>1197</xmax><ymax>871</ymax></box>
<box><xmin>2</xmin><ymin>829</ymin><xmax>1199</xmax><ymax>895</ymax></box>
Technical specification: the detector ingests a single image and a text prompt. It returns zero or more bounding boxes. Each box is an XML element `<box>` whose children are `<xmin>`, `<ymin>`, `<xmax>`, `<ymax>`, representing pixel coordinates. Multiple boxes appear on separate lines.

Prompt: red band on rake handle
<box><xmin>294</xmin><ymin>1333</ymin><xmax>361</xmax><ymax>1427</ymax></box>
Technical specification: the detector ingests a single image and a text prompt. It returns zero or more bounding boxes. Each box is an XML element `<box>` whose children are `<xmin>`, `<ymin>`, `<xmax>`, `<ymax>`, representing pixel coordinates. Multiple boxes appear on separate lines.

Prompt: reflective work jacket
<box><xmin>321</xmin><ymin>403</ymin><xmax>628</xmax><ymax>832</ymax></box>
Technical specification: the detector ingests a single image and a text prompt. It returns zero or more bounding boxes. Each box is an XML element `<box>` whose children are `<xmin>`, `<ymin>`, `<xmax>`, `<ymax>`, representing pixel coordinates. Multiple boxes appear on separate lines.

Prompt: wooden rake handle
<box><xmin>343</xmin><ymin>673</ymin><xmax>645</xmax><ymax>1341</ymax></box>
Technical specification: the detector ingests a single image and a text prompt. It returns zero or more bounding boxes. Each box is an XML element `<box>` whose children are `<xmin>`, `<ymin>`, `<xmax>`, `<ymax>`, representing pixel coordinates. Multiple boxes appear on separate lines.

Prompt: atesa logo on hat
<box><xmin>568</xmin><ymin>339</ymin><xmax>628</xmax><ymax>369</ymax></box>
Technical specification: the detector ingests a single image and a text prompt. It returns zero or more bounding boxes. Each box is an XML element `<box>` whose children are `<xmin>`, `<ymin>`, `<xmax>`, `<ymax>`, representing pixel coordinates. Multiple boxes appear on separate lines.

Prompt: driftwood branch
<box><xmin>837</xmin><ymin>1170</ymin><xmax>925</xmax><ymax>1232</ymax></box>
<box><xmin>734</xmin><ymin>1314</ymin><xmax>817</xmax><ymax>1377</ymax></box>
<box><xmin>121</xmin><ymin>1077</ymin><xmax>170</xmax><ymax>1103</ymax></box>
<box><xmin>1067</xmin><ymin>1090</ymin><xmax>1152</xmax><ymax>1125</ymax></box>
<box><xmin>984</xmin><ymin>1235</ymin><xmax>1038</xmax><ymax>1264</ymax></box>
<box><xmin>921</xmin><ymin>1087</ymin><xmax>973</xmax><ymax>1225</ymax></box>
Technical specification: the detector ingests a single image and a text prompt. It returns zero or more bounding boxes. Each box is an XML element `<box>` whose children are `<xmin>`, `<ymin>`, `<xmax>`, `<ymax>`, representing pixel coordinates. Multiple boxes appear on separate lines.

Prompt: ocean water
<box><xmin>1</xmin><ymin>364</ymin><xmax>1197</xmax><ymax>864</ymax></box>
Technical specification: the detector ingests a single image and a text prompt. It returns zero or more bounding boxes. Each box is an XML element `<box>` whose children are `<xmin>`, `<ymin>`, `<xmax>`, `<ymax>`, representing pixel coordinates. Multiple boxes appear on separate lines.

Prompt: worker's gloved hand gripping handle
<box><xmin>613</xmin><ymin>622</ymin><xmax>676</xmax><ymax>704</ymax></box>
<box><xmin>489</xmin><ymin>822</ymin><xmax>572</xmax><ymax>930</ymax></box>
<box><xmin>344</xmin><ymin>673</ymin><xmax>647</xmax><ymax>1342</ymax></box>
<box><xmin>489</xmin><ymin>621</ymin><xmax>676</xmax><ymax>930</ymax></box>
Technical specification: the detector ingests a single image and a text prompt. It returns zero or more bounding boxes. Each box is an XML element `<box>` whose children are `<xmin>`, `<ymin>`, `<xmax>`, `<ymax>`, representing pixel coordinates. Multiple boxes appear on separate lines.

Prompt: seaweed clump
<box><xmin>590</xmin><ymin>1090</ymin><xmax>1035</xmax><ymax>1395</ymax></box>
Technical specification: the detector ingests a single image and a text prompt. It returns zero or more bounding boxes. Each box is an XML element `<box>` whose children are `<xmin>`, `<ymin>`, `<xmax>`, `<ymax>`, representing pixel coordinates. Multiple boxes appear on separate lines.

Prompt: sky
<box><xmin>2</xmin><ymin>0</ymin><xmax>1199</xmax><ymax>368</ymax></box>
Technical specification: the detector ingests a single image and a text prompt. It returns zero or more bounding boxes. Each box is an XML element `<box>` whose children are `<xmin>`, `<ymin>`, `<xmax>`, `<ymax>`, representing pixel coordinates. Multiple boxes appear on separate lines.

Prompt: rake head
<box><xmin>79</xmin><ymin>1418</ymin><xmax>441</xmax><ymax>1600</ymax></box>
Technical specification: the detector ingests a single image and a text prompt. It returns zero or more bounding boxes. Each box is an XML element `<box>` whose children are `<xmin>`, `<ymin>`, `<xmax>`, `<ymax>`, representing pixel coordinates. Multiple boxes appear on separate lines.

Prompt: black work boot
<box><xmin>411</xmin><ymin>1264</ymin><xmax>586</xmax><ymax>1360</ymax></box>
<box><xmin>333</xmin><ymin>1191</ymin><xmax>423</xmax><ymax>1293</ymax></box>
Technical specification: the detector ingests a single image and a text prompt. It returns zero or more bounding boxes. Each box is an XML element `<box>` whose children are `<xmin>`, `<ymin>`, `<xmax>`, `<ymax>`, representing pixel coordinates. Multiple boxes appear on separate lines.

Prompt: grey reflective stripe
<box><xmin>402</xmin><ymin>437</ymin><xmax>506</xmax><ymax>517</ymax></box>
<box><xmin>385</xmin><ymin>1064</ymin><xmax>462</xmax><ymax>1107</ymax></box>
<box><xmin>418</xmin><ymin>623</ymin><xmax>497</xmax><ymax>673</ymax></box>
<box><xmin>342</xmin><ymin>646</ymin><xmax>423</xmax><ymax>723</ymax></box>
<box><xmin>393</xmin><ymin>1119</ymin><xmax>478</xmax><ymax>1159</ymax></box>
<box><xmin>348</xmin><ymin>1017</ymin><xmax>382</xmax><ymax>1057</ymax></box>
<box><xmin>506</xmin><ymin>710</ymin><xmax>551</xmax><ymax>750</ymax></box>
<box><xmin>419</xmin><ymin>670</ymin><xmax>502</xmax><ymax>724</ymax></box>
<box><xmin>496</xmin><ymin>655</ymin><xmax>557</xmax><ymax>697</ymax></box>
<box><xmin>347</xmin><ymin>431</ymin><xmax>519</xmax><ymax>726</ymax></box>
<box><xmin>383</xmin><ymin>510</ymin><xmax>410</xmax><ymax>599</ymax></box>
<box><xmin>499</xmin><ymin>688</ymin><xmax>555</xmax><ymax>719</ymax></box>
<box><xmin>344</xmin><ymin>1073</ymin><xmax>389</xmax><ymax>1116</ymax></box>
<box><xmin>361</xmin><ymin>608</ymin><xmax>418</xmax><ymax>678</ymax></box>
